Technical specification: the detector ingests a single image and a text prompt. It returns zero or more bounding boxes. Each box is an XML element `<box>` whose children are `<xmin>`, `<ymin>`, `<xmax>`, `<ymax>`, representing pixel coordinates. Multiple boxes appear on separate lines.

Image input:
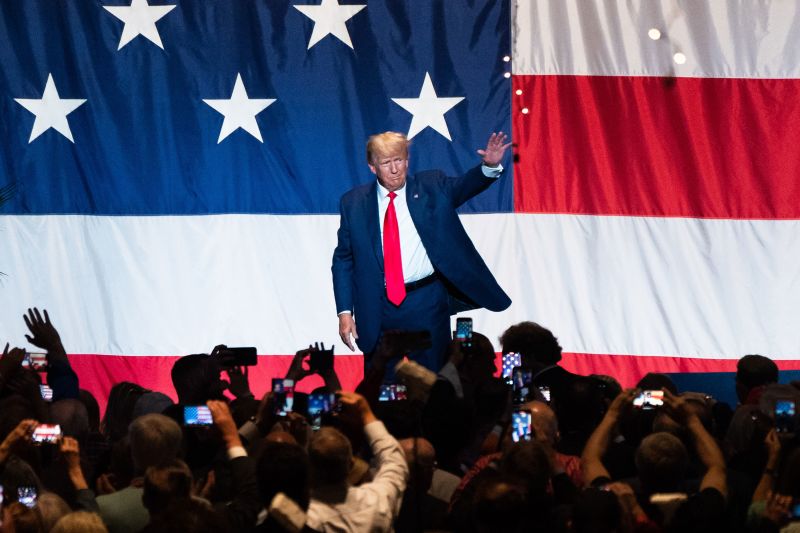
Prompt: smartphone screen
<box><xmin>307</xmin><ymin>392</ymin><xmax>337</xmax><ymax>431</ymax></box>
<box><xmin>502</xmin><ymin>353</ymin><xmax>522</xmax><ymax>384</ymax></box>
<box><xmin>775</xmin><ymin>400</ymin><xmax>796</xmax><ymax>434</ymax></box>
<box><xmin>455</xmin><ymin>318</ymin><xmax>473</xmax><ymax>347</ymax></box>
<box><xmin>511</xmin><ymin>410</ymin><xmax>532</xmax><ymax>442</ymax></box>
<box><xmin>31</xmin><ymin>424</ymin><xmax>61</xmax><ymax>444</ymax></box>
<box><xmin>378</xmin><ymin>384</ymin><xmax>408</xmax><ymax>402</ymax></box>
<box><xmin>272</xmin><ymin>378</ymin><xmax>295</xmax><ymax>416</ymax></box>
<box><xmin>633</xmin><ymin>390</ymin><xmax>664</xmax><ymax>409</ymax></box>
<box><xmin>512</xmin><ymin>367</ymin><xmax>532</xmax><ymax>404</ymax></box>
<box><xmin>28</xmin><ymin>352</ymin><xmax>48</xmax><ymax>371</ymax></box>
<box><xmin>40</xmin><ymin>384</ymin><xmax>53</xmax><ymax>402</ymax></box>
<box><xmin>17</xmin><ymin>486</ymin><xmax>37</xmax><ymax>508</ymax></box>
<box><xmin>538</xmin><ymin>386</ymin><xmax>551</xmax><ymax>403</ymax></box>
<box><xmin>184</xmin><ymin>405</ymin><xmax>213</xmax><ymax>426</ymax></box>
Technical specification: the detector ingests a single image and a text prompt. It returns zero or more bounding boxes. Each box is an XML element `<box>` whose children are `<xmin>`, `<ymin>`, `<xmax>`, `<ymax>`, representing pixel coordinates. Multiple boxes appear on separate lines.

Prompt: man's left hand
<box><xmin>477</xmin><ymin>132</ymin><xmax>511</xmax><ymax>167</ymax></box>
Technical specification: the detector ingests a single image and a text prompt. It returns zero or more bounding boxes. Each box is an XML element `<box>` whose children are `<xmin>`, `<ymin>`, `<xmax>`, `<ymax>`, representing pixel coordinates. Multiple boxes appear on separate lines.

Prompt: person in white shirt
<box><xmin>306</xmin><ymin>391</ymin><xmax>409</xmax><ymax>532</ymax></box>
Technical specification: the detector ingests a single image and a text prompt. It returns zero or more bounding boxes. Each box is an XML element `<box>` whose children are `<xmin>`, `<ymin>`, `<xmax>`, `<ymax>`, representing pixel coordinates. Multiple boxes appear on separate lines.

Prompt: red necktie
<box><xmin>384</xmin><ymin>191</ymin><xmax>406</xmax><ymax>305</ymax></box>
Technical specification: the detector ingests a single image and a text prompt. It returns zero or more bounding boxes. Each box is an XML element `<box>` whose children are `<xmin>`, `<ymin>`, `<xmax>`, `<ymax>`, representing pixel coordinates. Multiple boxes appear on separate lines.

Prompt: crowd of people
<box><xmin>1</xmin><ymin>307</ymin><xmax>799</xmax><ymax>532</ymax></box>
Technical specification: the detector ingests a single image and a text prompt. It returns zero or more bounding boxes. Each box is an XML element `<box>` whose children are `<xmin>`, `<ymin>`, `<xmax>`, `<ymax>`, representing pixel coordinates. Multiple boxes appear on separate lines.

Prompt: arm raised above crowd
<box><xmin>662</xmin><ymin>389</ymin><xmax>727</xmax><ymax>498</ymax></box>
<box><xmin>24</xmin><ymin>307</ymin><xmax>79</xmax><ymax>399</ymax></box>
<box><xmin>582</xmin><ymin>389</ymin><xmax>636</xmax><ymax>485</ymax></box>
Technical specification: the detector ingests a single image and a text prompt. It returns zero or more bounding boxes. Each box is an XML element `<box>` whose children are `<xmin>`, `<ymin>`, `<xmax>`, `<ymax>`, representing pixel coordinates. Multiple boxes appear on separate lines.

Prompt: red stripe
<box><xmin>66</xmin><ymin>354</ymin><xmax>364</xmax><ymax>415</ymax></box>
<box><xmin>493</xmin><ymin>352</ymin><xmax>800</xmax><ymax>387</ymax></box>
<box><xmin>512</xmin><ymin>75</ymin><xmax>800</xmax><ymax>218</ymax></box>
<box><xmin>559</xmin><ymin>352</ymin><xmax>800</xmax><ymax>385</ymax></box>
<box><xmin>68</xmin><ymin>352</ymin><xmax>800</xmax><ymax>414</ymax></box>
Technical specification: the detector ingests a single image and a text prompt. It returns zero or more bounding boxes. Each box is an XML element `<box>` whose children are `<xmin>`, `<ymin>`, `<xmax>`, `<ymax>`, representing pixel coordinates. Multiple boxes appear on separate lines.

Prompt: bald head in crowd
<box><xmin>522</xmin><ymin>400</ymin><xmax>559</xmax><ymax>446</ymax></box>
<box><xmin>400</xmin><ymin>437</ymin><xmax>436</xmax><ymax>491</ymax></box>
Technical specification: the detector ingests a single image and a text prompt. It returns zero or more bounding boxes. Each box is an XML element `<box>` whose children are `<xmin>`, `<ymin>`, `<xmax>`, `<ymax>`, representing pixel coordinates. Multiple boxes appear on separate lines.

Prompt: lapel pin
<box><xmin>413</xmin><ymin>193</ymin><xmax>419</xmax><ymax>198</ymax></box>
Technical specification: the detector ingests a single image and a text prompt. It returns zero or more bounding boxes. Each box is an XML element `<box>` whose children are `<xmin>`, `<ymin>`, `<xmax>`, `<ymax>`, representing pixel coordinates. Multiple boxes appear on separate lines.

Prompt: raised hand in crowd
<box><xmin>60</xmin><ymin>436</ymin><xmax>89</xmax><ymax>491</ymax></box>
<box><xmin>662</xmin><ymin>388</ymin><xmax>727</xmax><ymax>498</ymax></box>
<box><xmin>336</xmin><ymin>390</ymin><xmax>377</xmax><ymax>427</ymax></box>
<box><xmin>0</xmin><ymin>342</ymin><xmax>26</xmax><ymax>389</ymax></box>
<box><xmin>24</xmin><ymin>307</ymin><xmax>67</xmax><ymax>361</ymax></box>
<box><xmin>752</xmin><ymin>429</ymin><xmax>782</xmax><ymax>504</ymax></box>
<box><xmin>23</xmin><ymin>307</ymin><xmax>80</xmax><ymax>400</ymax></box>
<box><xmin>0</xmin><ymin>419</ymin><xmax>37</xmax><ymax>464</ymax></box>
<box><xmin>225</xmin><ymin>366</ymin><xmax>254</xmax><ymax>400</ymax></box>
<box><xmin>447</xmin><ymin>334</ymin><xmax>468</xmax><ymax>369</ymax></box>
<box><xmin>581</xmin><ymin>388</ymin><xmax>637</xmax><ymax>484</ymax></box>
<box><xmin>207</xmin><ymin>399</ymin><xmax>242</xmax><ymax>450</ymax></box>
<box><xmin>286</xmin><ymin>346</ymin><xmax>315</xmax><ymax>383</ymax></box>
<box><xmin>286</xmin><ymin>342</ymin><xmax>341</xmax><ymax>391</ymax></box>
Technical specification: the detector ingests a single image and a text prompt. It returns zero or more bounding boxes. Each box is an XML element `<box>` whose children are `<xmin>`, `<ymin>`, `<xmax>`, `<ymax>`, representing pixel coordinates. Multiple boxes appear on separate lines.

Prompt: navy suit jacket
<box><xmin>331</xmin><ymin>165</ymin><xmax>511</xmax><ymax>353</ymax></box>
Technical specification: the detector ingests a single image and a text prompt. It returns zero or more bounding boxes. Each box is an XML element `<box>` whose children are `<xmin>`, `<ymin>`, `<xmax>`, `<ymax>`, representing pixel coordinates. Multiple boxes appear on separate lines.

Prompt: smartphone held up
<box><xmin>633</xmin><ymin>390</ymin><xmax>664</xmax><ymax>410</ymax></box>
<box><xmin>31</xmin><ymin>424</ymin><xmax>61</xmax><ymax>445</ymax></box>
<box><xmin>455</xmin><ymin>317</ymin><xmax>473</xmax><ymax>348</ymax></box>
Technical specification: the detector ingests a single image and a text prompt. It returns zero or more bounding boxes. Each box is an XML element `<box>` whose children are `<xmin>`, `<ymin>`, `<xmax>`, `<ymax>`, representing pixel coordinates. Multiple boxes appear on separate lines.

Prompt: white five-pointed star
<box><xmin>203</xmin><ymin>74</ymin><xmax>276</xmax><ymax>144</ymax></box>
<box><xmin>294</xmin><ymin>0</ymin><xmax>366</xmax><ymax>50</ymax></box>
<box><xmin>103</xmin><ymin>0</ymin><xmax>177</xmax><ymax>50</ymax></box>
<box><xmin>391</xmin><ymin>72</ymin><xmax>465</xmax><ymax>141</ymax></box>
<box><xmin>15</xmin><ymin>74</ymin><xmax>87</xmax><ymax>143</ymax></box>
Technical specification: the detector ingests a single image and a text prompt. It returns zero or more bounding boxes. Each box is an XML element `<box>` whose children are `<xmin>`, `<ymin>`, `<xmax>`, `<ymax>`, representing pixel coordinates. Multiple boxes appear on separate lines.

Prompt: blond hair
<box><xmin>366</xmin><ymin>131</ymin><xmax>410</xmax><ymax>163</ymax></box>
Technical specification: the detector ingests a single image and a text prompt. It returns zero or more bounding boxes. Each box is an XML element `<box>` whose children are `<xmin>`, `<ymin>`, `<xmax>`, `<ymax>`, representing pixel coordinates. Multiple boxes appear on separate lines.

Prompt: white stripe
<box><xmin>1</xmin><ymin>214</ymin><xmax>798</xmax><ymax>359</ymax></box>
<box><xmin>512</xmin><ymin>0</ymin><xmax>800</xmax><ymax>78</ymax></box>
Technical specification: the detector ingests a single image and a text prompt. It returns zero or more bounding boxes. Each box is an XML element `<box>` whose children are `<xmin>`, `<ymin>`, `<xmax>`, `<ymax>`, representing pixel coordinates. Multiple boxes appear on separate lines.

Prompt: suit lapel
<box><xmin>406</xmin><ymin>176</ymin><xmax>425</xmax><ymax>244</ymax></box>
<box><xmin>364</xmin><ymin>182</ymin><xmax>384</xmax><ymax>271</ymax></box>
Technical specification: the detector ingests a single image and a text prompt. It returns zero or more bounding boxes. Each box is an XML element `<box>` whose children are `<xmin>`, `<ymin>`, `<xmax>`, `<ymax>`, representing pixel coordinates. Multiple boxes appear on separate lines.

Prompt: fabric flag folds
<box><xmin>0</xmin><ymin>0</ymin><xmax>511</xmax><ymax>403</ymax></box>
<box><xmin>1</xmin><ymin>0</ymin><xmax>799</xmax><ymax>406</ymax></box>
<box><xmin>511</xmin><ymin>0</ymin><xmax>800</xmax><ymax>379</ymax></box>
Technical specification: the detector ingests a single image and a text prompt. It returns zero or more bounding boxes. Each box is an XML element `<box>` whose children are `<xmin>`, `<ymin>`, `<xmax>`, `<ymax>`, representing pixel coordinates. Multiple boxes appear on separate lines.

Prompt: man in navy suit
<box><xmin>332</xmin><ymin>132</ymin><xmax>512</xmax><ymax>372</ymax></box>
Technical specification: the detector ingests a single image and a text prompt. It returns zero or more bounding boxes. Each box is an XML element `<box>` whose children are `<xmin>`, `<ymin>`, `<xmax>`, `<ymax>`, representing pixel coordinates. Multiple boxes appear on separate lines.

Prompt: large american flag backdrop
<box><xmin>1</xmin><ymin>0</ymin><xmax>799</xmax><ymax>407</ymax></box>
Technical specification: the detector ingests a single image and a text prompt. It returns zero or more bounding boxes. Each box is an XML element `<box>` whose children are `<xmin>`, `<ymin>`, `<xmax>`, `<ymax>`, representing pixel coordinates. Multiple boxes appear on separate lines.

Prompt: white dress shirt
<box><xmin>338</xmin><ymin>164</ymin><xmax>503</xmax><ymax>316</ymax></box>
<box><xmin>375</xmin><ymin>164</ymin><xmax>503</xmax><ymax>284</ymax></box>
<box><xmin>306</xmin><ymin>420</ymin><xmax>409</xmax><ymax>532</ymax></box>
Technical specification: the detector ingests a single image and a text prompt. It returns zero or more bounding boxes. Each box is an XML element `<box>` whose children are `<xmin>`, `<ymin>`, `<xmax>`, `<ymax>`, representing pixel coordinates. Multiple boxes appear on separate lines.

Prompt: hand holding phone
<box><xmin>184</xmin><ymin>406</ymin><xmax>213</xmax><ymax>426</ymax></box>
<box><xmin>378</xmin><ymin>384</ymin><xmax>407</xmax><ymax>402</ymax></box>
<box><xmin>511</xmin><ymin>410</ymin><xmax>532</xmax><ymax>442</ymax></box>
<box><xmin>511</xmin><ymin>367</ymin><xmax>532</xmax><ymax>405</ymax></box>
<box><xmin>272</xmin><ymin>379</ymin><xmax>295</xmax><ymax>416</ymax></box>
<box><xmin>775</xmin><ymin>400</ymin><xmax>796</xmax><ymax>435</ymax></box>
<box><xmin>28</xmin><ymin>352</ymin><xmax>48</xmax><ymax>371</ymax></box>
<box><xmin>633</xmin><ymin>390</ymin><xmax>664</xmax><ymax>410</ymax></box>
<box><xmin>455</xmin><ymin>318</ymin><xmax>473</xmax><ymax>348</ymax></box>
<box><xmin>502</xmin><ymin>353</ymin><xmax>522</xmax><ymax>384</ymax></box>
<box><xmin>309</xmin><ymin>342</ymin><xmax>334</xmax><ymax>373</ymax></box>
<box><xmin>307</xmin><ymin>392</ymin><xmax>338</xmax><ymax>431</ymax></box>
<box><xmin>216</xmin><ymin>347</ymin><xmax>258</xmax><ymax>368</ymax></box>
<box><xmin>40</xmin><ymin>384</ymin><xmax>53</xmax><ymax>402</ymax></box>
<box><xmin>17</xmin><ymin>486</ymin><xmax>37</xmax><ymax>508</ymax></box>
